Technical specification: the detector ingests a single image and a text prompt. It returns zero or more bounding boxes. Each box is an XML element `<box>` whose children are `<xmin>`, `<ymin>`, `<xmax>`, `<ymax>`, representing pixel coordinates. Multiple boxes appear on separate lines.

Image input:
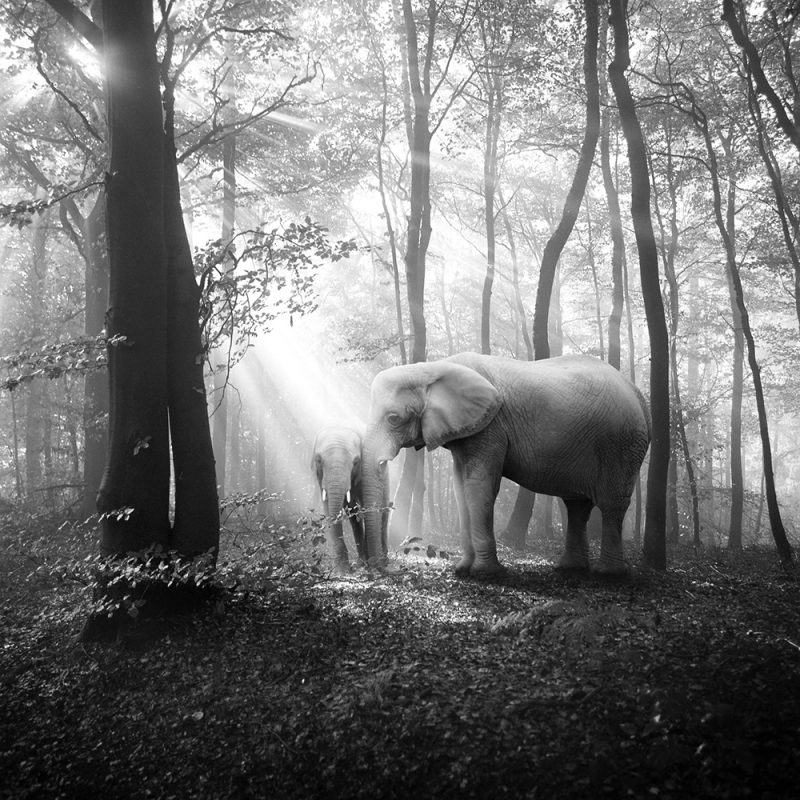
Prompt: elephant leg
<box><xmin>348</xmin><ymin>508</ymin><xmax>367</xmax><ymax>563</ymax></box>
<box><xmin>556</xmin><ymin>497</ymin><xmax>593</xmax><ymax>571</ymax></box>
<box><xmin>595</xmin><ymin>502</ymin><xmax>630</xmax><ymax>575</ymax></box>
<box><xmin>327</xmin><ymin>509</ymin><xmax>351</xmax><ymax>573</ymax></box>
<box><xmin>455</xmin><ymin>451</ymin><xmax>505</xmax><ymax>578</ymax></box>
<box><xmin>452</xmin><ymin>458</ymin><xmax>474</xmax><ymax>576</ymax></box>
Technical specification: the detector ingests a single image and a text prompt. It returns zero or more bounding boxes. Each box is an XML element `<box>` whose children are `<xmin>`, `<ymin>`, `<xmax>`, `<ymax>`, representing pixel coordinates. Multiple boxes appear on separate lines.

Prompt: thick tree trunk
<box><xmin>608</xmin><ymin>0</ymin><xmax>670</xmax><ymax>570</ymax></box>
<box><xmin>97</xmin><ymin>0</ymin><xmax>171</xmax><ymax>553</ymax></box>
<box><xmin>532</xmin><ymin>0</ymin><xmax>599</xmax><ymax>359</ymax></box>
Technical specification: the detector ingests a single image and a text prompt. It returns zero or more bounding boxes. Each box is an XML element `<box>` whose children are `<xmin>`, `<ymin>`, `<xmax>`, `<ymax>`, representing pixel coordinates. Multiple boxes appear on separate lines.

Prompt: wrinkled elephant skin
<box><xmin>360</xmin><ymin>353</ymin><xmax>651</xmax><ymax>577</ymax></box>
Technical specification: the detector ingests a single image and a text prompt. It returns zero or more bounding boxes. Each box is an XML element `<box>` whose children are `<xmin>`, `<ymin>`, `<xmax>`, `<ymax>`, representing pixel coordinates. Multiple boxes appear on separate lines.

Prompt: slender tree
<box><xmin>685</xmin><ymin>95</ymin><xmax>795</xmax><ymax>565</ymax></box>
<box><xmin>608</xmin><ymin>0</ymin><xmax>670</xmax><ymax>569</ymax></box>
<box><xmin>210</xmin><ymin>43</ymin><xmax>237</xmax><ymax>498</ymax></box>
<box><xmin>597</xmin><ymin>11</ymin><xmax>625</xmax><ymax>370</ymax></box>
<box><xmin>532</xmin><ymin>0</ymin><xmax>600</xmax><ymax>359</ymax></box>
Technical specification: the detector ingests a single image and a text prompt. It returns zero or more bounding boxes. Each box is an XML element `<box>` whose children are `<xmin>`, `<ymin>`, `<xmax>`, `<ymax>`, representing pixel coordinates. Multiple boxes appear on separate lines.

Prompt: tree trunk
<box><xmin>391</xmin><ymin>0</ymin><xmax>437</xmax><ymax>544</ymax></box>
<box><xmin>402</xmin><ymin>0</ymin><xmax>432</xmax><ymax>367</ymax></box>
<box><xmin>721</xmin><ymin>141</ymin><xmax>744</xmax><ymax>553</ymax></box>
<box><xmin>500</xmin><ymin>487</ymin><xmax>535</xmax><ymax>550</ymax></box>
<box><xmin>599</xmin><ymin>13</ymin><xmax>625</xmax><ymax>371</ymax></box>
<box><xmin>377</xmin><ymin>63</ymin><xmax>407</xmax><ymax>365</ymax></box>
<box><xmin>608</xmin><ymin>0</ymin><xmax>670</xmax><ymax>570</ymax></box>
<box><xmin>162</xmin><ymin>80</ymin><xmax>220</xmax><ymax>557</ymax></box>
<box><xmin>722</xmin><ymin>0</ymin><xmax>800</xmax><ymax>154</ymax></box>
<box><xmin>9</xmin><ymin>389</ymin><xmax>23</xmax><ymax>500</ymax></box>
<box><xmin>693</xmin><ymin>117</ymin><xmax>793</xmax><ymax>563</ymax></box>
<box><xmin>211</xmin><ymin>42</ymin><xmax>237</xmax><ymax>497</ymax></box>
<box><xmin>481</xmin><ymin>61</ymin><xmax>501</xmax><ymax>355</ymax></box>
<box><xmin>499</xmin><ymin>193</ymin><xmax>533</xmax><ymax>360</ymax></box>
<box><xmin>81</xmin><ymin>193</ymin><xmax>109</xmax><ymax>518</ymax></box>
<box><xmin>97</xmin><ymin>0</ymin><xmax>171</xmax><ymax>553</ymax></box>
<box><xmin>649</xmin><ymin>135</ymin><xmax>700</xmax><ymax>549</ymax></box>
<box><xmin>390</xmin><ymin>448</ymin><xmax>420</xmax><ymax>547</ymax></box>
<box><xmin>583</xmin><ymin>198</ymin><xmax>605</xmax><ymax>359</ymax></box>
<box><xmin>532</xmin><ymin>0</ymin><xmax>599</xmax><ymax>359</ymax></box>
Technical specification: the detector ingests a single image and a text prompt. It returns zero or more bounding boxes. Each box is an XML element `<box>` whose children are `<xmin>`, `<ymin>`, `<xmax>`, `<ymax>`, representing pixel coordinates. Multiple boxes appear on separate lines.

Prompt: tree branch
<box><xmin>42</xmin><ymin>0</ymin><xmax>103</xmax><ymax>51</ymax></box>
<box><xmin>722</xmin><ymin>0</ymin><xmax>800</xmax><ymax>153</ymax></box>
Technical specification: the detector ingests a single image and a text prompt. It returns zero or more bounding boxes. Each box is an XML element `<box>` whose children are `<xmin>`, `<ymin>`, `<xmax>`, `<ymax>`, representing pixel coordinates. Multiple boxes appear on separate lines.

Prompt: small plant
<box><xmin>75</xmin><ymin>546</ymin><xmax>220</xmax><ymax>640</ymax></box>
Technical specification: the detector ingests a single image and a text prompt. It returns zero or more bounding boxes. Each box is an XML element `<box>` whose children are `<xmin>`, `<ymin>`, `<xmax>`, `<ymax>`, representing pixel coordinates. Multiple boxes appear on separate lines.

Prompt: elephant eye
<box><xmin>386</xmin><ymin>412</ymin><xmax>403</xmax><ymax>427</ymax></box>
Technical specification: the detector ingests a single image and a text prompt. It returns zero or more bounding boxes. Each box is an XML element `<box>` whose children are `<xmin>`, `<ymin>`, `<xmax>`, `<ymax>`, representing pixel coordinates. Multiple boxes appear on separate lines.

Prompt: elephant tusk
<box><xmin>346</xmin><ymin>490</ymin><xmax>351</xmax><ymax>504</ymax></box>
<box><xmin>321</xmin><ymin>488</ymin><xmax>327</xmax><ymax>503</ymax></box>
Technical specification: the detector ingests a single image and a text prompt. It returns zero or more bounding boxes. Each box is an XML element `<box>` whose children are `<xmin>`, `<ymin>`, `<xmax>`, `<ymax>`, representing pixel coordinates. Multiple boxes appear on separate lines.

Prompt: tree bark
<box><xmin>675</xmin><ymin>97</ymin><xmax>795</xmax><ymax>563</ymax></box>
<box><xmin>722</xmin><ymin>0</ymin><xmax>800</xmax><ymax>154</ymax></box>
<box><xmin>211</xmin><ymin>42</ymin><xmax>237</xmax><ymax>497</ymax></box>
<box><xmin>97</xmin><ymin>0</ymin><xmax>171</xmax><ymax>553</ymax></box>
<box><xmin>481</xmin><ymin>57</ymin><xmax>502</xmax><ymax>355</ymax></box>
<box><xmin>162</xmin><ymin>63</ymin><xmax>220</xmax><ymax>557</ymax></box>
<box><xmin>81</xmin><ymin>193</ymin><xmax>109</xmax><ymax>518</ymax></box>
<box><xmin>532</xmin><ymin>0</ymin><xmax>599</xmax><ymax>359</ymax></box>
<box><xmin>608</xmin><ymin>0</ymin><xmax>670</xmax><ymax>570</ymax></box>
<box><xmin>721</xmin><ymin>138</ymin><xmax>744</xmax><ymax>553</ymax></box>
<box><xmin>598</xmin><ymin>13</ymin><xmax>625</xmax><ymax>371</ymax></box>
<box><xmin>401</xmin><ymin>0</ymin><xmax>432</xmax><ymax>366</ymax></box>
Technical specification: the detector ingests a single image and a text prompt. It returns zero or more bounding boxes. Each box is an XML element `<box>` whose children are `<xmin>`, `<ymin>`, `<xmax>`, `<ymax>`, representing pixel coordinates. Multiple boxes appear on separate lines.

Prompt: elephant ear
<box><xmin>421</xmin><ymin>362</ymin><xmax>501</xmax><ymax>450</ymax></box>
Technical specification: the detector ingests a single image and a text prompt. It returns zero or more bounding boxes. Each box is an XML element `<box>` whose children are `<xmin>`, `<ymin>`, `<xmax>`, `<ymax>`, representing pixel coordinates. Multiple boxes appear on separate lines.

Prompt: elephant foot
<box><xmin>366</xmin><ymin>555</ymin><xmax>390</xmax><ymax>571</ymax></box>
<box><xmin>455</xmin><ymin>557</ymin><xmax>507</xmax><ymax>580</ymax></box>
<box><xmin>454</xmin><ymin>557</ymin><xmax>474</xmax><ymax>577</ymax></box>
<box><xmin>554</xmin><ymin>553</ymin><xmax>590</xmax><ymax>572</ymax></box>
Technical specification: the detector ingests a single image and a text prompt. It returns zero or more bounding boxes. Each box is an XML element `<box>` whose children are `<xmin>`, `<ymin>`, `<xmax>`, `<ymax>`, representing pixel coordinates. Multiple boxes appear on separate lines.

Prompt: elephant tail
<box><xmin>635</xmin><ymin>385</ymin><xmax>652</xmax><ymax>443</ymax></box>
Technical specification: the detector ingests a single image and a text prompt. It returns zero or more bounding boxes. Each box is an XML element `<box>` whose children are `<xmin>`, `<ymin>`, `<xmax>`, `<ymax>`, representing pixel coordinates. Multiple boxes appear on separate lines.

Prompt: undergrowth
<box><xmin>1</xmin><ymin>507</ymin><xmax>799</xmax><ymax>799</ymax></box>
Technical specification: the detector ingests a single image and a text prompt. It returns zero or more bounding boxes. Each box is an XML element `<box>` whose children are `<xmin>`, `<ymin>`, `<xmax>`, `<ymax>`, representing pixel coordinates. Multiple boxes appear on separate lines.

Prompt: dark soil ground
<box><xmin>1</xmin><ymin>516</ymin><xmax>799</xmax><ymax>799</ymax></box>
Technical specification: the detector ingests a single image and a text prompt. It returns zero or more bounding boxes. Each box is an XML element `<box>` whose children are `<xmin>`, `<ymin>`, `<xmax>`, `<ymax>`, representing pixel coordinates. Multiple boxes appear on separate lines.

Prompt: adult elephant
<box><xmin>311</xmin><ymin>425</ymin><xmax>389</xmax><ymax>572</ymax></box>
<box><xmin>361</xmin><ymin>353</ymin><xmax>650</xmax><ymax>577</ymax></box>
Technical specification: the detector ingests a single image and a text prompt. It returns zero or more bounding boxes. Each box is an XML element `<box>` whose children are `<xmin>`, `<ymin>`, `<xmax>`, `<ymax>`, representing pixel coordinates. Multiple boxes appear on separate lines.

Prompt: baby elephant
<box><xmin>311</xmin><ymin>426</ymin><xmax>367</xmax><ymax>572</ymax></box>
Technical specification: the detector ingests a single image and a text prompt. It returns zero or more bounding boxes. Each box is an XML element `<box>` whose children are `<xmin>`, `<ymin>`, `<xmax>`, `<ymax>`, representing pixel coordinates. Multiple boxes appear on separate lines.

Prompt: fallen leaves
<box><xmin>1</xmin><ymin>535</ymin><xmax>799</xmax><ymax>799</ymax></box>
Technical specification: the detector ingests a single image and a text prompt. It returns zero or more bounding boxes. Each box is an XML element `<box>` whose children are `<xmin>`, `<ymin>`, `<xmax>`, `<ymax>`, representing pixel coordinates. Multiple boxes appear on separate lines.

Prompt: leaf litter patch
<box><xmin>1</xmin><ymin>537</ymin><xmax>799</xmax><ymax>800</ymax></box>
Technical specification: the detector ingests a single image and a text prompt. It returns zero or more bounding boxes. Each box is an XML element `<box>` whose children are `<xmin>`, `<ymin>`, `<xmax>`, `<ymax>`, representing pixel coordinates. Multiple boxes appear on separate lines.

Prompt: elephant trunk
<box><xmin>322</xmin><ymin>464</ymin><xmax>351</xmax><ymax>568</ymax></box>
<box><xmin>361</xmin><ymin>434</ymin><xmax>388</xmax><ymax>565</ymax></box>
<box><xmin>323</xmin><ymin>464</ymin><xmax>350</xmax><ymax>523</ymax></box>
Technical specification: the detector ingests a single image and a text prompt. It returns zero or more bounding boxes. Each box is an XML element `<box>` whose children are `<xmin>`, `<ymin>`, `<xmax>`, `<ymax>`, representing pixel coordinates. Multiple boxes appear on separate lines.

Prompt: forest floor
<box><xmin>1</xmin><ymin>513</ymin><xmax>799</xmax><ymax>800</ymax></box>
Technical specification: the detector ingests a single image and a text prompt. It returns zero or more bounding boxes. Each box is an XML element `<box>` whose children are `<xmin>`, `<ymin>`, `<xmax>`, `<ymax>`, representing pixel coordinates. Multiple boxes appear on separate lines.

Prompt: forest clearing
<box><xmin>2</xmin><ymin>516</ymin><xmax>799</xmax><ymax>800</ymax></box>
